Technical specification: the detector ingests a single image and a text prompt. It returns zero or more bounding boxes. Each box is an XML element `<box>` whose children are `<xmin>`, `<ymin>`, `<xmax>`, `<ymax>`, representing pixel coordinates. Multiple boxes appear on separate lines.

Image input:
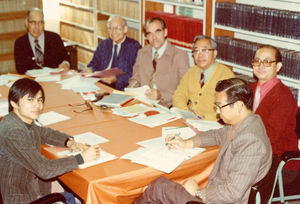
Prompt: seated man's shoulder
<box><xmin>44</xmin><ymin>30</ymin><xmax>62</xmax><ymax>39</ymax></box>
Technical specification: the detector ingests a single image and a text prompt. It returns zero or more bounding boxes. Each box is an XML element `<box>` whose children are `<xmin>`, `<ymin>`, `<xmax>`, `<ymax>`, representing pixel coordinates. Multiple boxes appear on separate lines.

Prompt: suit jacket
<box><xmin>0</xmin><ymin>112</ymin><xmax>79</xmax><ymax>204</ymax></box>
<box><xmin>88</xmin><ymin>37</ymin><xmax>141</xmax><ymax>90</ymax></box>
<box><xmin>128</xmin><ymin>41</ymin><xmax>190</xmax><ymax>107</ymax></box>
<box><xmin>191</xmin><ymin>114</ymin><xmax>272</xmax><ymax>204</ymax></box>
<box><xmin>14</xmin><ymin>31</ymin><xmax>69</xmax><ymax>74</ymax></box>
<box><xmin>250</xmin><ymin>81</ymin><xmax>299</xmax><ymax>169</ymax></box>
<box><xmin>172</xmin><ymin>63</ymin><xmax>234</xmax><ymax>121</ymax></box>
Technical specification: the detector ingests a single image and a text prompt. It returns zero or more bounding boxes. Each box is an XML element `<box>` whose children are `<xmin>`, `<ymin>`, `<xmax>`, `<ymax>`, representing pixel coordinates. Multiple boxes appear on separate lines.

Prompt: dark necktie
<box><xmin>200</xmin><ymin>72</ymin><xmax>205</xmax><ymax>88</ymax></box>
<box><xmin>152</xmin><ymin>51</ymin><xmax>159</xmax><ymax>71</ymax></box>
<box><xmin>34</xmin><ymin>39</ymin><xmax>43</xmax><ymax>67</ymax></box>
<box><xmin>111</xmin><ymin>44</ymin><xmax>118</xmax><ymax>68</ymax></box>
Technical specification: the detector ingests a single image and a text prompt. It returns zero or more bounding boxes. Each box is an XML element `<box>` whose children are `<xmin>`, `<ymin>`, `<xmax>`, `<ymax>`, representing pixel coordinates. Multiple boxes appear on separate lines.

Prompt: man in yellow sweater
<box><xmin>173</xmin><ymin>35</ymin><xmax>234</xmax><ymax>121</ymax></box>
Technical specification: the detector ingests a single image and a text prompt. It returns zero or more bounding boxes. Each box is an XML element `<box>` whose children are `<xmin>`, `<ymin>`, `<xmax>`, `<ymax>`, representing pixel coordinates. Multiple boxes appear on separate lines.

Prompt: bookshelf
<box><xmin>211</xmin><ymin>0</ymin><xmax>300</xmax><ymax>106</ymax></box>
<box><xmin>144</xmin><ymin>0</ymin><xmax>206</xmax><ymax>49</ymax></box>
<box><xmin>0</xmin><ymin>0</ymin><xmax>42</xmax><ymax>74</ymax></box>
<box><xmin>59</xmin><ymin>0</ymin><xmax>143</xmax><ymax>69</ymax></box>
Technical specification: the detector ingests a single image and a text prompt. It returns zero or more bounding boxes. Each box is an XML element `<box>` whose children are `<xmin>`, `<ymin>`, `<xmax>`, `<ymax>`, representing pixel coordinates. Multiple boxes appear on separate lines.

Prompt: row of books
<box><xmin>60</xmin><ymin>5</ymin><xmax>94</xmax><ymax>28</ymax></box>
<box><xmin>0</xmin><ymin>19</ymin><xmax>25</xmax><ymax>34</ymax></box>
<box><xmin>0</xmin><ymin>39</ymin><xmax>14</xmax><ymax>55</ymax></box>
<box><xmin>60</xmin><ymin>23</ymin><xmax>95</xmax><ymax>48</ymax></box>
<box><xmin>60</xmin><ymin>0</ymin><xmax>93</xmax><ymax>8</ymax></box>
<box><xmin>0</xmin><ymin>0</ymin><xmax>39</xmax><ymax>13</ymax></box>
<box><xmin>215</xmin><ymin>2</ymin><xmax>300</xmax><ymax>40</ymax></box>
<box><xmin>98</xmin><ymin>0</ymin><xmax>139</xmax><ymax>20</ymax></box>
<box><xmin>215</xmin><ymin>36</ymin><xmax>300</xmax><ymax>80</ymax></box>
<box><xmin>146</xmin><ymin>11</ymin><xmax>203</xmax><ymax>48</ymax></box>
<box><xmin>0</xmin><ymin>60</ymin><xmax>15</xmax><ymax>74</ymax></box>
<box><xmin>77</xmin><ymin>47</ymin><xmax>93</xmax><ymax>65</ymax></box>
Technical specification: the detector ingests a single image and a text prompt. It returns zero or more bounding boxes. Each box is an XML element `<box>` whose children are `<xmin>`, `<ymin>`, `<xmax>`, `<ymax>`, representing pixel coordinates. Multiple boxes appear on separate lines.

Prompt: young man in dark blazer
<box><xmin>14</xmin><ymin>8</ymin><xmax>70</xmax><ymax>74</ymax></box>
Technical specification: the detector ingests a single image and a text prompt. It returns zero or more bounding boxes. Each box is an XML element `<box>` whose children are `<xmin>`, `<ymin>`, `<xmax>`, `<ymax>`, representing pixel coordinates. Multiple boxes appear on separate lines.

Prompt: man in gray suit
<box><xmin>134</xmin><ymin>78</ymin><xmax>272</xmax><ymax>204</ymax></box>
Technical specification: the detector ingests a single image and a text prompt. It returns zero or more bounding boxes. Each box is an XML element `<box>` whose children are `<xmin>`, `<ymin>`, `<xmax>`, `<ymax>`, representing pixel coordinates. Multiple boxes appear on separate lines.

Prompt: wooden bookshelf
<box><xmin>0</xmin><ymin>0</ymin><xmax>42</xmax><ymax>74</ymax></box>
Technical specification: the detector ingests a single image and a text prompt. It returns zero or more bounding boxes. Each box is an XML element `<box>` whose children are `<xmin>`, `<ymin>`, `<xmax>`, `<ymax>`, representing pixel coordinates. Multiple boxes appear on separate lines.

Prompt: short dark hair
<box><xmin>255</xmin><ymin>44</ymin><xmax>282</xmax><ymax>62</ymax></box>
<box><xmin>26</xmin><ymin>8</ymin><xmax>44</xmax><ymax>21</ymax></box>
<box><xmin>215</xmin><ymin>78</ymin><xmax>253</xmax><ymax>110</ymax></box>
<box><xmin>143</xmin><ymin>17</ymin><xmax>167</xmax><ymax>35</ymax></box>
<box><xmin>8</xmin><ymin>78</ymin><xmax>45</xmax><ymax>112</ymax></box>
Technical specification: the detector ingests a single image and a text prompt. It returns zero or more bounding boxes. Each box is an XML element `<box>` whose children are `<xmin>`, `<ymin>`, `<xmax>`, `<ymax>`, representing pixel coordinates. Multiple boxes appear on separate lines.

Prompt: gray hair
<box><xmin>106</xmin><ymin>15</ymin><xmax>127</xmax><ymax>27</ymax></box>
<box><xmin>143</xmin><ymin>17</ymin><xmax>167</xmax><ymax>34</ymax></box>
<box><xmin>26</xmin><ymin>8</ymin><xmax>44</xmax><ymax>20</ymax></box>
<box><xmin>192</xmin><ymin>35</ymin><xmax>217</xmax><ymax>50</ymax></box>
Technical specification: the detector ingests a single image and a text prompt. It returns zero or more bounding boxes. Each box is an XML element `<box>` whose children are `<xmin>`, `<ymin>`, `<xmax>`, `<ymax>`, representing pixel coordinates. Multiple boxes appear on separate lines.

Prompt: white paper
<box><xmin>26</xmin><ymin>67</ymin><xmax>63</xmax><ymax>77</ymax></box>
<box><xmin>124</xmin><ymin>85</ymin><xmax>159</xmax><ymax>105</ymax></box>
<box><xmin>162</xmin><ymin>126</ymin><xmax>196</xmax><ymax>139</ymax></box>
<box><xmin>37</xmin><ymin>111</ymin><xmax>70</xmax><ymax>126</ymax></box>
<box><xmin>186</xmin><ymin>119</ymin><xmax>223</xmax><ymax>131</ymax></box>
<box><xmin>128</xmin><ymin>112</ymin><xmax>179</xmax><ymax>128</ymax></box>
<box><xmin>0</xmin><ymin>98</ymin><xmax>8</xmax><ymax>117</ymax></box>
<box><xmin>35</xmin><ymin>75</ymin><xmax>61</xmax><ymax>82</ymax></box>
<box><xmin>73</xmin><ymin>132</ymin><xmax>108</xmax><ymax>145</ymax></box>
<box><xmin>0</xmin><ymin>75</ymin><xmax>20</xmax><ymax>86</ymax></box>
<box><xmin>170</xmin><ymin>107</ymin><xmax>199</xmax><ymax>119</ymax></box>
<box><xmin>111</xmin><ymin>104</ymin><xmax>153</xmax><ymax>117</ymax></box>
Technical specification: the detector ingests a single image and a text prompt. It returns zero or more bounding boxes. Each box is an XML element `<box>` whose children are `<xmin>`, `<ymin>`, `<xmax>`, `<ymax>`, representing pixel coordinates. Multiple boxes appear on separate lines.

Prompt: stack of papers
<box><xmin>122</xmin><ymin>126</ymin><xmax>204</xmax><ymax>173</ymax></box>
<box><xmin>57</xmin><ymin>132</ymin><xmax>116</xmax><ymax>169</ymax></box>
<box><xmin>0</xmin><ymin>75</ymin><xmax>20</xmax><ymax>86</ymax></box>
<box><xmin>186</xmin><ymin>119</ymin><xmax>223</xmax><ymax>131</ymax></box>
<box><xmin>111</xmin><ymin>104</ymin><xmax>153</xmax><ymax>117</ymax></box>
<box><xmin>128</xmin><ymin>112</ymin><xmax>179</xmax><ymax>128</ymax></box>
<box><xmin>57</xmin><ymin>75</ymin><xmax>100</xmax><ymax>93</ymax></box>
<box><xmin>37</xmin><ymin>111</ymin><xmax>70</xmax><ymax>126</ymax></box>
<box><xmin>124</xmin><ymin>85</ymin><xmax>159</xmax><ymax>105</ymax></box>
<box><xmin>26</xmin><ymin>67</ymin><xmax>64</xmax><ymax>77</ymax></box>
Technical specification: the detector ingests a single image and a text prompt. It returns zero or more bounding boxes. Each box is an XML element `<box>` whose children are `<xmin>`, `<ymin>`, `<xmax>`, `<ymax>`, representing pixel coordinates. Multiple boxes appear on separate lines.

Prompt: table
<box><xmin>0</xmin><ymin>76</ymin><xmax>218</xmax><ymax>204</ymax></box>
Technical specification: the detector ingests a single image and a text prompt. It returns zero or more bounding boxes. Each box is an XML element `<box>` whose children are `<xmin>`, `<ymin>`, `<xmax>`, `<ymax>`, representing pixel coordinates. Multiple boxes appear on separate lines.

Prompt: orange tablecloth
<box><xmin>0</xmin><ymin>76</ymin><xmax>218</xmax><ymax>204</ymax></box>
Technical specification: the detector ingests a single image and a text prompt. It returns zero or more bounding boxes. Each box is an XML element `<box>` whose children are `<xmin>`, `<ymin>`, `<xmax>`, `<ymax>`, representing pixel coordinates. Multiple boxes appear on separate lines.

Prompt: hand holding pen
<box><xmin>165</xmin><ymin>133</ymin><xmax>194</xmax><ymax>150</ymax></box>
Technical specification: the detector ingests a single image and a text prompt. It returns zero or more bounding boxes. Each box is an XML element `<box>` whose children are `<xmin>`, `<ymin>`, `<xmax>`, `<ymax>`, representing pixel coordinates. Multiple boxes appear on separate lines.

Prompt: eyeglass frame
<box><xmin>28</xmin><ymin>20</ymin><xmax>44</xmax><ymax>26</ymax></box>
<box><xmin>251</xmin><ymin>59</ymin><xmax>277</xmax><ymax>67</ymax></box>
<box><xmin>108</xmin><ymin>25</ymin><xmax>124</xmax><ymax>32</ymax></box>
<box><xmin>214</xmin><ymin>101</ymin><xmax>236</xmax><ymax>110</ymax></box>
<box><xmin>192</xmin><ymin>49</ymin><xmax>215</xmax><ymax>55</ymax></box>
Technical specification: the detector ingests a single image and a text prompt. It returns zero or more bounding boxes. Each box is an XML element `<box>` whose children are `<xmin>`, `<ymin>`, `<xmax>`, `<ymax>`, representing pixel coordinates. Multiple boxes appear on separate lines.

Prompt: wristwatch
<box><xmin>195</xmin><ymin>189</ymin><xmax>202</xmax><ymax>199</ymax></box>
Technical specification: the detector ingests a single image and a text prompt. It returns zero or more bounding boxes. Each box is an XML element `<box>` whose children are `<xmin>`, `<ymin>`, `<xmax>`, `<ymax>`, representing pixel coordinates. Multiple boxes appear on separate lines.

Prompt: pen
<box><xmin>197</xmin><ymin>115</ymin><xmax>202</xmax><ymax>120</ymax></box>
<box><xmin>165</xmin><ymin>133</ymin><xmax>180</xmax><ymax>146</ymax></box>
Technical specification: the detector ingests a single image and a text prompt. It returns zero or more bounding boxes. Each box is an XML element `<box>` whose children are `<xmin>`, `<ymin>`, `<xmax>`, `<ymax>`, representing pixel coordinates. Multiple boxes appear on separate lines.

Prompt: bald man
<box><xmin>14</xmin><ymin>8</ymin><xmax>70</xmax><ymax>74</ymax></box>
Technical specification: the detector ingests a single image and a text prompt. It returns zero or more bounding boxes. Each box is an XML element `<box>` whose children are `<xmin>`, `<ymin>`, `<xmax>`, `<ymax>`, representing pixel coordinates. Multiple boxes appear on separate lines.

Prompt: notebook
<box><xmin>94</xmin><ymin>93</ymin><xmax>134</xmax><ymax>107</ymax></box>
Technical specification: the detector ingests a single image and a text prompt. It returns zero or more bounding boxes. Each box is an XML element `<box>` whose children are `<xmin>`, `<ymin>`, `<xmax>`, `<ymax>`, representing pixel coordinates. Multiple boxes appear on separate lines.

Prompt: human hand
<box><xmin>81</xmin><ymin>145</ymin><xmax>101</xmax><ymax>163</ymax></box>
<box><xmin>145</xmin><ymin>88</ymin><xmax>161</xmax><ymax>100</ymax></box>
<box><xmin>83</xmin><ymin>67</ymin><xmax>93</xmax><ymax>73</ymax></box>
<box><xmin>58</xmin><ymin>62</ymin><xmax>70</xmax><ymax>71</ymax></box>
<box><xmin>165</xmin><ymin>134</ymin><xmax>193</xmax><ymax>150</ymax></box>
<box><xmin>100</xmin><ymin>75</ymin><xmax>117</xmax><ymax>84</ymax></box>
<box><xmin>68</xmin><ymin>142</ymin><xmax>90</xmax><ymax>152</ymax></box>
<box><xmin>182</xmin><ymin>179</ymin><xmax>199</xmax><ymax>196</ymax></box>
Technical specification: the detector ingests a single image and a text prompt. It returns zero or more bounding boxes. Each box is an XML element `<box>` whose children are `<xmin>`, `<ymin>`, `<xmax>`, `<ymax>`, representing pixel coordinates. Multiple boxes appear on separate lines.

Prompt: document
<box><xmin>0</xmin><ymin>75</ymin><xmax>20</xmax><ymax>86</ymax></box>
<box><xmin>128</xmin><ymin>112</ymin><xmax>179</xmax><ymax>128</ymax></box>
<box><xmin>26</xmin><ymin>67</ymin><xmax>64</xmax><ymax>77</ymax></box>
<box><xmin>124</xmin><ymin>85</ymin><xmax>159</xmax><ymax>105</ymax></box>
<box><xmin>185</xmin><ymin>119</ymin><xmax>223</xmax><ymax>131</ymax></box>
<box><xmin>0</xmin><ymin>98</ymin><xmax>8</xmax><ymax>117</ymax></box>
<box><xmin>111</xmin><ymin>104</ymin><xmax>153</xmax><ymax>117</ymax></box>
<box><xmin>162</xmin><ymin>126</ymin><xmax>196</xmax><ymax>139</ymax></box>
<box><xmin>73</xmin><ymin>132</ymin><xmax>109</xmax><ymax>145</ymax></box>
<box><xmin>94</xmin><ymin>93</ymin><xmax>134</xmax><ymax>107</ymax></box>
<box><xmin>37</xmin><ymin>111</ymin><xmax>70</xmax><ymax>126</ymax></box>
<box><xmin>57</xmin><ymin>75</ymin><xmax>100</xmax><ymax>93</ymax></box>
<box><xmin>85</xmin><ymin>67</ymin><xmax>125</xmax><ymax>78</ymax></box>
<box><xmin>169</xmin><ymin>107</ymin><xmax>198</xmax><ymax>119</ymax></box>
<box><xmin>35</xmin><ymin>75</ymin><xmax>61</xmax><ymax>82</ymax></box>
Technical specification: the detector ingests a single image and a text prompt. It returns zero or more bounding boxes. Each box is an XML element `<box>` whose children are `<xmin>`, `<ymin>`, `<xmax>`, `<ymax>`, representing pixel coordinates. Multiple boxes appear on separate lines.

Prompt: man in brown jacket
<box><xmin>128</xmin><ymin>17</ymin><xmax>190</xmax><ymax>108</ymax></box>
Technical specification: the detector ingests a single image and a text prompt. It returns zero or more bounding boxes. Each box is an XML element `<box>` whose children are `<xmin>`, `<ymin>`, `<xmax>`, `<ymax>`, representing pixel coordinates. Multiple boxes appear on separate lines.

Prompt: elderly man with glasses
<box><xmin>250</xmin><ymin>44</ymin><xmax>300</xmax><ymax>189</ymax></box>
<box><xmin>85</xmin><ymin>15</ymin><xmax>141</xmax><ymax>91</ymax></box>
<box><xmin>173</xmin><ymin>35</ymin><xmax>234</xmax><ymax>121</ymax></box>
<box><xmin>14</xmin><ymin>8</ymin><xmax>70</xmax><ymax>74</ymax></box>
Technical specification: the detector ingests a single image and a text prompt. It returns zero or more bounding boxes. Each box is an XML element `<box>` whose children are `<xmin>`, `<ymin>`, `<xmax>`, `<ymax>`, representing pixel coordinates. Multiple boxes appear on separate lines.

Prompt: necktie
<box><xmin>152</xmin><ymin>51</ymin><xmax>159</xmax><ymax>71</ymax></box>
<box><xmin>111</xmin><ymin>44</ymin><xmax>118</xmax><ymax>68</ymax></box>
<box><xmin>253</xmin><ymin>85</ymin><xmax>261</xmax><ymax>112</ymax></box>
<box><xmin>200</xmin><ymin>72</ymin><xmax>205</xmax><ymax>88</ymax></box>
<box><xmin>150</xmin><ymin>51</ymin><xmax>159</xmax><ymax>88</ymax></box>
<box><xmin>34</xmin><ymin>39</ymin><xmax>43</xmax><ymax>67</ymax></box>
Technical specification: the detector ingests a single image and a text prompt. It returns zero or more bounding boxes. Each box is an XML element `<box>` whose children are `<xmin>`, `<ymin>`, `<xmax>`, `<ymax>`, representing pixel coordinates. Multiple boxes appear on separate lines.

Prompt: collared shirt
<box><xmin>28</xmin><ymin>31</ymin><xmax>45</xmax><ymax>58</ymax></box>
<box><xmin>256</xmin><ymin>76</ymin><xmax>280</xmax><ymax>103</ymax></box>
<box><xmin>106</xmin><ymin>36</ymin><xmax>127</xmax><ymax>69</ymax></box>
<box><xmin>199</xmin><ymin>62</ymin><xmax>216</xmax><ymax>83</ymax></box>
<box><xmin>152</xmin><ymin>39</ymin><xmax>168</xmax><ymax>60</ymax></box>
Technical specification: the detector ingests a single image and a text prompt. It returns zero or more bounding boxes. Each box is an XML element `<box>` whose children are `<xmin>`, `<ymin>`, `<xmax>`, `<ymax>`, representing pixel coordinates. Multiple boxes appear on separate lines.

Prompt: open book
<box><xmin>94</xmin><ymin>93</ymin><xmax>134</xmax><ymax>107</ymax></box>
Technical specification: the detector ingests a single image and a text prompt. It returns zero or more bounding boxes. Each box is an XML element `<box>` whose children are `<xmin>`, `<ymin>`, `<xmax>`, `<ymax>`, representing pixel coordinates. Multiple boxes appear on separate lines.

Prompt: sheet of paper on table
<box><xmin>185</xmin><ymin>119</ymin><xmax>223</xmax><ymax>131</ymax></box>
<box><xmin>73</xmin><ymin>132</ymin><xmax>109</xmax><ymax>145</ymax></box>
<box><xmin>37</xmin><ymin>111</ymin><xmax>70</xmax><ymax>126</ymax></box>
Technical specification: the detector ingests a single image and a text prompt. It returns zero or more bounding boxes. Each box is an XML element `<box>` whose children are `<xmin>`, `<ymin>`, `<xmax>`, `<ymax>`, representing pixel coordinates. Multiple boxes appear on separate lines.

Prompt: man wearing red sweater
<box><xmin>250</xmin><ymin>44</ymin><xmax>299</xmax><ymax>189</ymax></box>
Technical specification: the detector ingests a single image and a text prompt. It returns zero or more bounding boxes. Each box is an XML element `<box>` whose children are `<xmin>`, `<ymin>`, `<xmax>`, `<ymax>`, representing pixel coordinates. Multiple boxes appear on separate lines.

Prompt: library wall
<box><xmin>0</xmin><ymin>0</ymin><xmax>41</xmax><ymax>74</ymax></box>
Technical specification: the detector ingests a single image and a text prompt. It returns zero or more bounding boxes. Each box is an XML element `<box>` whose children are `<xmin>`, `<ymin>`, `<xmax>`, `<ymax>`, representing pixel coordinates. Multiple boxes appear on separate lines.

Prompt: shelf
<box><xmin>97</xmin><ymin>10</ymin><xmax>140</xmax><ymax>23</ymax></box>
<box><xmin>146</xmin><ymin>0</ymin><xmax>204</xmax><ymax>9</ymax></box>
<box><xmin>60</xmin><ymin>19</ymin><xmax>94</xmax><ymax>32</ymax></box>
<box><xmin>214</xmin><ymin>25</ymin><xmax>300</xmax><ymax>47</ymax></box>
<box><xmin>236</xmin><ymin>0</ymin><xmax>300</xmax><ymax>11</ymax></box>
<box><xmin>62</xmin><ymin>38</ymin><xmax>95</xmax><ymax>52</ymax></box>
<box><xmin>59</xmin><ymin>1</ymin><xmax>94</xmax><ymax>11</ymax></box>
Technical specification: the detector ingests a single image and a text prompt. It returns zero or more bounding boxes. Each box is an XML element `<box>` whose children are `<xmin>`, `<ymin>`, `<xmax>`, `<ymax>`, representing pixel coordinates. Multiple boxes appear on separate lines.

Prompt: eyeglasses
<box><xmin>252</xmin><ymin>59</ymin><xmax>277</xmax><ymax>67</ymax></box>
<box><xmin>192</xmin><ymin>49</ymin><xmax>215</xmax><ymax>55</ymax></box>
<box><xmin>69</xmin><ymin>100</ymin><xmax>93</xmax><ymax>113</ymax></box>
<box><xmin>108</xmin><ymin>26</ymin><xmax>123</xmax><ymax>32</ymax></box>
<box><xmin>28</xmin><ymin>20</ymin><xmax>44</xmax><ymax>26</ymax></box>
<box><xmin>214</xmin><ymin>101</ymin><xmax>235</xmax><ymax>110</ymax></box>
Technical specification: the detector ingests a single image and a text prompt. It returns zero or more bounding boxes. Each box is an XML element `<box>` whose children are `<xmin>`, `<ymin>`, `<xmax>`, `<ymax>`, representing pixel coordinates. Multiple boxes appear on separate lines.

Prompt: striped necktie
<box><xmin>200</xmin><ymin>72</ymin><xmax>205</xmax><ymax>88</ymax></box>
<box><xmin>34</xmin><ymin>39</ymin><xmax>43</xmax><ymax>67</ymax></box>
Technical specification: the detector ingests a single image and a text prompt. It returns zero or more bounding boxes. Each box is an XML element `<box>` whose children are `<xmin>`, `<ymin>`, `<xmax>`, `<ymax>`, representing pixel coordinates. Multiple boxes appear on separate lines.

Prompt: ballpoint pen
<box><xmin>165</xmin><ymin>133</ymin><xmax>180</xmax><ymax>146</ymax></box>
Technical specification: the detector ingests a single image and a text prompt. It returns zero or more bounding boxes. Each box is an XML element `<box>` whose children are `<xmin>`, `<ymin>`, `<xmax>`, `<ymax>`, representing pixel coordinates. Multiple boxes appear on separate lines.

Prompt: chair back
<box><xmin>248</xmin><ymin>154</ymin><xmax>279</xmax><ymax>204</ymax></box>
